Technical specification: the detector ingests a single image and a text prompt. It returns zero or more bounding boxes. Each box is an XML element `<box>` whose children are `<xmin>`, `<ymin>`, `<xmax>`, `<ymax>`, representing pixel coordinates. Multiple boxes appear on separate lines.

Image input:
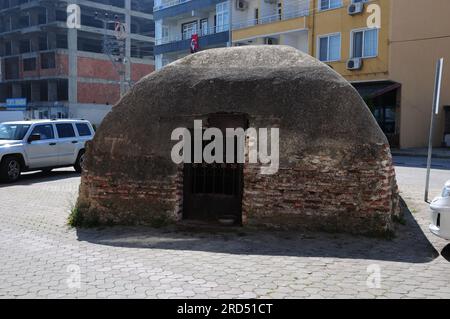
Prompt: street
<box><xmin>0</xmin><ymin>156</ymin><xmax>449</xmax><ymax>299</ymax></box>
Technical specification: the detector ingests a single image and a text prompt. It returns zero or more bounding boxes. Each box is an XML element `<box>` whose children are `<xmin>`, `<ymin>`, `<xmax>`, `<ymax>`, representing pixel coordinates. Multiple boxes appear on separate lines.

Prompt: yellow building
<box><xmin>231</xmin><ymin>0</ymin><xmax>450</xmax><ymax>149</ymax></box>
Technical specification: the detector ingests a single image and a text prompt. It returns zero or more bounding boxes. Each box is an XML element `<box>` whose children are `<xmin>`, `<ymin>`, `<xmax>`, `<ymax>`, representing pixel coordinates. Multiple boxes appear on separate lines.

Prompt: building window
<box><xmin>352</xmin><ymin>28</ymin><xmax>378</xmax><ymax>58</ymax></box>
<box><xmin>200</xmin><ymin>18</ymin><xmax>208</xmax><ymax>36</ymax></box>
<box><xmin>41</xmin><ymin>52</ymin><xmax>56</xmax><ymax>69</ymax></box>
<box><xmin>56</xmin><ymin>33</ymin><xmax>68</xmax><ymax>49</ymax></box>
<box><xmin>318</xmin><ymin>33</ymin><xmax>341</xmax><ymax>62</ymax></box>
<box><xmin>57</xmin><ymin>79</ymin><xmax>68</xmax><ymax>101</ymax></box>
<box><xmin>37</xmin><ymin>9</ymin><xmax>47</xmax><ymax>25</ymax></box>
<box><xmin>216</xmin><ymin>2</ymin><xmax>229</xmax><ymax>33</ymax></box>
<box><xmin>319</xmin><ymin>0</ymin><xmax>342</xmax><ymax>11</ymax></box>
<box><xmin>373</xmin><ymin>106</ymin><xmax>396</xmax><ymax>134</ymax></box>
<box><xmin>19</xmin><ymin>39</ymin><xmax>31</xmax><ymax>53</ymax></box>
<box><xmin>19</xmin><ymin>14</ymin><xmax>30</xmax><ymax>28</ymax></box>
<box><xmin>162</xmin><ymin>25</ymin><xmax>169</xmax><ymax>40</ymax></box>
<box><xmin>55</xmin><ymin>10</ymin><xmax>67</xmax><ymax>22</ymax></box>
<box><xmin>23</xmin><ymin>57</ymin><xmax>36</xmax><ymax>71</ymax></box>
<box><xmin>181</xmin><ymin>21</ymin><xmax>197</xmax><ymax>40</ymax></box>
<box><xmin>39</xmin><ymin>36</ymin><xmax>48</xmax><ymax>51</ymax></box>
<box><xmin>4</xmin><ymin>41</ymin><xmax>12</xmax><ymax>56</ymax></box>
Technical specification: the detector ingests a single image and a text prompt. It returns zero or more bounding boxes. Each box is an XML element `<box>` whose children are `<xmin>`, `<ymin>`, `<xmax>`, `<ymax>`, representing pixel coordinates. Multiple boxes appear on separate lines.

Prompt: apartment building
<box><xmin>0</xmin><ymin>0</ymin><xmax>155</xmax><ymax>125</ymax></box>
<box><xmin>153</xmin><ymin>0</ymin><xmax>231</xmax><ymax>70</ymax></box>
<box><xmin>232</xmin><ymin>0</ymin><xmax>450</xmax><ymax>148</ymax></box>
<box><xmin>232</xmin><ymin>0</ymin><xmax>309</xmax><ymax>51</ymax></box>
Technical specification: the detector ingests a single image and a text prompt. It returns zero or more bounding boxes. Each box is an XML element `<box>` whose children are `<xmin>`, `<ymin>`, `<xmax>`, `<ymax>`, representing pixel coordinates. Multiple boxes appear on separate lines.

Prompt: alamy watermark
<box><xmin>366</xmin><ymin>264</ymin><xmax>382</xmax><ymax>289</ymax></box>
<box><xmin>66</xmin><ymin>264</ymin><xmax>82</xmax><ymax>289</ymax></box>
<box><xmin>171</xmin><ymin>120</ymin><xmax>279</xmax><ymax>175</ymax></box>
<box><xmin>66</xmin><ymin>4</ymin><xmax>81</xmax><ymax>29</ymax></box>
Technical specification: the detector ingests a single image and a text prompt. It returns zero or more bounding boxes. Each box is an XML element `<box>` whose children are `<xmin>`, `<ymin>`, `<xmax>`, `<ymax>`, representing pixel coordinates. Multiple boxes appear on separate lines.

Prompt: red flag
<box><xmin>190</xmin><ymin>34</ymin><xmax>199</xmax><ymax>53</ymax></box>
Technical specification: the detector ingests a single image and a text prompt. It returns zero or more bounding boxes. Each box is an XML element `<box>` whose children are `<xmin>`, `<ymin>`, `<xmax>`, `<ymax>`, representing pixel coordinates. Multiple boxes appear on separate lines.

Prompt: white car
<box><xmin>430</xmin><ymin>181</ymin><xmax>450</xmax><ymax>240</ymax></box>
<box><xmin>0</xmin><ymin>119</ymin><xmax>94</xmax><ymax>183</ymax></box>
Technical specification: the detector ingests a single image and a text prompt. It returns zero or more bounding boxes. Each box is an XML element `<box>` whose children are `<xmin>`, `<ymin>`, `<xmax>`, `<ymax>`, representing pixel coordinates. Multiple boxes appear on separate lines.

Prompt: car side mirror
<box><xmin>28</xmin><ymin>133</ymin><xmax>41</xmax><ymax>143</ymax></box>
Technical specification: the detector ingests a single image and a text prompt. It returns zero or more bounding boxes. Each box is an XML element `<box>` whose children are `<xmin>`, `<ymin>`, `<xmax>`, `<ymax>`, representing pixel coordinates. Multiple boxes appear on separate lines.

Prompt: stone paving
<box><xmin>0</xmin><ymin>164</ymin><xmax>449</xmax><ymax>299</ymax></box>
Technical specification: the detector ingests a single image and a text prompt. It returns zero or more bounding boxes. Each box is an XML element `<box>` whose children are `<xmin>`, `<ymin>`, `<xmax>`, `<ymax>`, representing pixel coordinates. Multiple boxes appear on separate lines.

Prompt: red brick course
<box><xmin>131</xmin><ymin>63</ymin><xmax>154</xmax><ymax>83</ymax></box>
<box><xmin>77</xmin><ymin>82</ymin><xmax>120</xmax><ymax>105</ymax></box>
<box><xmin>77</xmin><ymin>57</ymin><xmax>120</xmax><ymax>80</ymax></box>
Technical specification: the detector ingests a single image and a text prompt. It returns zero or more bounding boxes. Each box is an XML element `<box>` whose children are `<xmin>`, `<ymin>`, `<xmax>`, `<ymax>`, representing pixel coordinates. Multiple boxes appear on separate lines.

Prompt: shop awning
<box><xmin>352</xmin><ymin>81</ymin><xmax>401</xmax><ymax>100</ymax></box>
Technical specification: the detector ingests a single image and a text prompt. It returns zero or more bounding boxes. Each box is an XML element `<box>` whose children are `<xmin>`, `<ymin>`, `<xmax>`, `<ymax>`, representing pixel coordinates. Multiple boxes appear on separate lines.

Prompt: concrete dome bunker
<box><xmin>76</xmin><ymin>45</ymin><xmax>400</xmax><ymax>236</ymax></box>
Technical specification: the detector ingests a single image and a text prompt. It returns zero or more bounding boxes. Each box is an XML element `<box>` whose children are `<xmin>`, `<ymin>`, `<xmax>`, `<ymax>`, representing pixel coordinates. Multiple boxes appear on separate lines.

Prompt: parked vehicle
<box><xmin>0</xmin><ymin>119</ymin><xmax>94</xmax><ymax>183</ymax></box>
<box><xmin>429</xmin><ymin>181</ymin><xmax>450</xmax><ymax>240</ymax></box>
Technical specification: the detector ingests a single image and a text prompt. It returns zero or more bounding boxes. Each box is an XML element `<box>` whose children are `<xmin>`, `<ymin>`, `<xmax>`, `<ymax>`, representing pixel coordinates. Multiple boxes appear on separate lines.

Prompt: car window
<box><xmin>56</xmin><ymin>123</ymin><xmax>76</xmax><ymax>138</ymax></box>
<box><xmin>76</xmin><ymin>123</ymin><xmax>92</xmax><ymax>137</ymax></box>
<box><xmin>31</xmin><ymin>124</ymin><xmax>54</xmax><ymax>140</ymax></box>
<box><xmin>0</xmin><ymin>124</ymin><xmax>31</xmax><ymax>140</ymax></box>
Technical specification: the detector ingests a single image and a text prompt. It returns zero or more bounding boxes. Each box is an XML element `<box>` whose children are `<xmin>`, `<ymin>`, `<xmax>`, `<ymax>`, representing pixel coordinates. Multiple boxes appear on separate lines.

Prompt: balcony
<box><xmin>233</xmin><ymin>8</ymin><xmax>309</xmax><ymax>30</ymax></box>
<box><xmin>154</xmin><ymin>25</ymin><xmax>229</xmax><ymax>55</ymax></box>
<box><xmin>154</xmin><ymin>0</ymin><xmax>192</xmax><ymax>12</ymax></box>
<box><xmin>153</xmin><ymin>0</ymin><xmax>224</xmax><ymax>20</ymax></box>
<box><xmin>232</xmin><ymin>8</ymin><xmax>309</xmax><ymax>42</ymax></box>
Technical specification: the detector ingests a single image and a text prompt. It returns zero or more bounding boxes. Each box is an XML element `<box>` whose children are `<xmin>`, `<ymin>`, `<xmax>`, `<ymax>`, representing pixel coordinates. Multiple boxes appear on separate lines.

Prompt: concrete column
<box><xmin>68</xmin><ymin>28</ymin><xmax>78</xmax><ymax>108</ymax></box>
<box><xmin>66</xmin><ymin>0</ymin><xmax>78</xmax><ymax>116</ymax></box>
<box><xmin>48</xmin><ymin>80</ymin><xmax>58</xmax><ymax>102</ymax></box>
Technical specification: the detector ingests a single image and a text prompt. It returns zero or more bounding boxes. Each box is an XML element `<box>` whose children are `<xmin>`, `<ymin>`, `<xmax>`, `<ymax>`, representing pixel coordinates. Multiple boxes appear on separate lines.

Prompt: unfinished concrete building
<box><xmin>0</xmin><ymin>0</ymin><xmax>155</xmax><ymax>124</ymax></box>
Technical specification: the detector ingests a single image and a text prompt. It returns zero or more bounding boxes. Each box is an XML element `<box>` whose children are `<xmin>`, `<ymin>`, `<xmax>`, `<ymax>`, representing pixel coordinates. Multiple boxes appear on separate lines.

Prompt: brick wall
<box><xmin>78</xmin><ymin>142</ymin><xmax>399</xmax><ymax>236</ymax></box>
<box><xmin>77</xmin><ymin>82</ymin><xmax>120</xmax><ymax>105</ymax></box>
<box><xmin>131</xmin><ymin>63</ymin><xmax>154</xmax><ymax>83</ymax></box>
<box><xmin>20</xmin><ymin>53</ymin><xmax>68</xmax><ymax>79</ymax></box>
<box><xmin>78</xmin><ymin>152</ymin><xmax>183</xmax><ymax>226</ymax></box>
<box><xmin>242</xmin><ymin>144</ymin><xmax>400</xmax><ymax>236</ymax></box>
<box><xmin>77</xmin><ymin>57</ymin><xmax>120</xmax><ymax>80</ymax></box>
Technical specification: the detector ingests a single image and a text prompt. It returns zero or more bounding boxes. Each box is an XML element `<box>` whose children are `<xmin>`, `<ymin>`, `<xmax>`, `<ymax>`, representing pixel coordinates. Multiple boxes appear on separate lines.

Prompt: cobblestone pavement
<box><xmin>0</xmin><ymin>162</ymin><xmax>449</xmax><ymax>299</ymax></box>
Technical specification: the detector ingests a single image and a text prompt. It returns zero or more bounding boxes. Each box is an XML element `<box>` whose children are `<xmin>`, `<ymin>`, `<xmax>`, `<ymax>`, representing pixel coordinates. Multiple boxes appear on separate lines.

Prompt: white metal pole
<box><xmin>228</xmin><ymin>0</ymin><xmax>233</xmax><ymax>47</ymax></box>
<box><xmin>425</xmin><ymin>58</ymin><xmax>444</xmax><ymax>203</ymax></box>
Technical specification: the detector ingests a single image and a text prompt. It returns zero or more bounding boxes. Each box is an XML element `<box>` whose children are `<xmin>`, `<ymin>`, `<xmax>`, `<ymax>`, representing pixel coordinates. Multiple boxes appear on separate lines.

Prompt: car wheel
<box><xmin>0</xmin><ymin>157</ymin><xmax>22</xmax><ymax>183</ymax></box>
<box><xmin>74</xmin><ymin>151</ymin><xmax>85</xmax><ymax>174</ymax></box>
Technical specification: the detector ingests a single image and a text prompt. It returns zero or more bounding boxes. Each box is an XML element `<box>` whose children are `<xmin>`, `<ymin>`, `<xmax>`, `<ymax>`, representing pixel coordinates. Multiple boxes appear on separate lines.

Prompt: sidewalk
<box><xmin>391</xmin><ymin>148</ymin><xmax>450</xmax><ymax>159</ymax></box>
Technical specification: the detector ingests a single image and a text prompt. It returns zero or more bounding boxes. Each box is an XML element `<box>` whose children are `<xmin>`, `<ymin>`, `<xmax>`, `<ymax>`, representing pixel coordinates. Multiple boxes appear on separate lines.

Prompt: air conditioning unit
<box><xmin>348</xmin><ymin>2</ymin><xmax>364</xmax><ymax>15</ymax></box>
<box><xmin>235</xmin><ymin>0</ymin><xmax>248</xmax><ymax>11</ymax></box>
<box><xmin>347</xmin><ymin>58</ymin><xmax>363</xmax><ymax>70</ymax></box>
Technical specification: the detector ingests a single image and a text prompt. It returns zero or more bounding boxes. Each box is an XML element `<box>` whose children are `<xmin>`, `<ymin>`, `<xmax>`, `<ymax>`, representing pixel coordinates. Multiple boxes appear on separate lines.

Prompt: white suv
<box><xmin>0</xmin><ymin>119</ymin><xmax>95</xmax><ymax>183</ymax></box>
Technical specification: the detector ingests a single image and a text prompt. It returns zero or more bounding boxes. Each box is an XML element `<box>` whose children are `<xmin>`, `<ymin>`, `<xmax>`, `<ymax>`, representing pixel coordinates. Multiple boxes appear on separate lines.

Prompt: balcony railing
<box><xmin>154</xmin><ymin>0</ymin><xmax>192</xmax><ymax>12</ymax></box>
<box><xmin>232</xmin><ymin>8</ymin><xmax>309</xmax><ymax>30</ymax></box>
<box><xmin>156</xmin><ymin>24</ymin><xmax>229</xmax><ymax>45</ymax></box>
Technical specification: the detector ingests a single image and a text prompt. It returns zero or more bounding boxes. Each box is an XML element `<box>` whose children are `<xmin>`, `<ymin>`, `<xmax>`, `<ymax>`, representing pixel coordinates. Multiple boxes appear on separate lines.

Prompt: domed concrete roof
<box><xmin>91</xmin><ymin>45</ymin><xmax>386</xmax><ymax>163</ymax></box>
